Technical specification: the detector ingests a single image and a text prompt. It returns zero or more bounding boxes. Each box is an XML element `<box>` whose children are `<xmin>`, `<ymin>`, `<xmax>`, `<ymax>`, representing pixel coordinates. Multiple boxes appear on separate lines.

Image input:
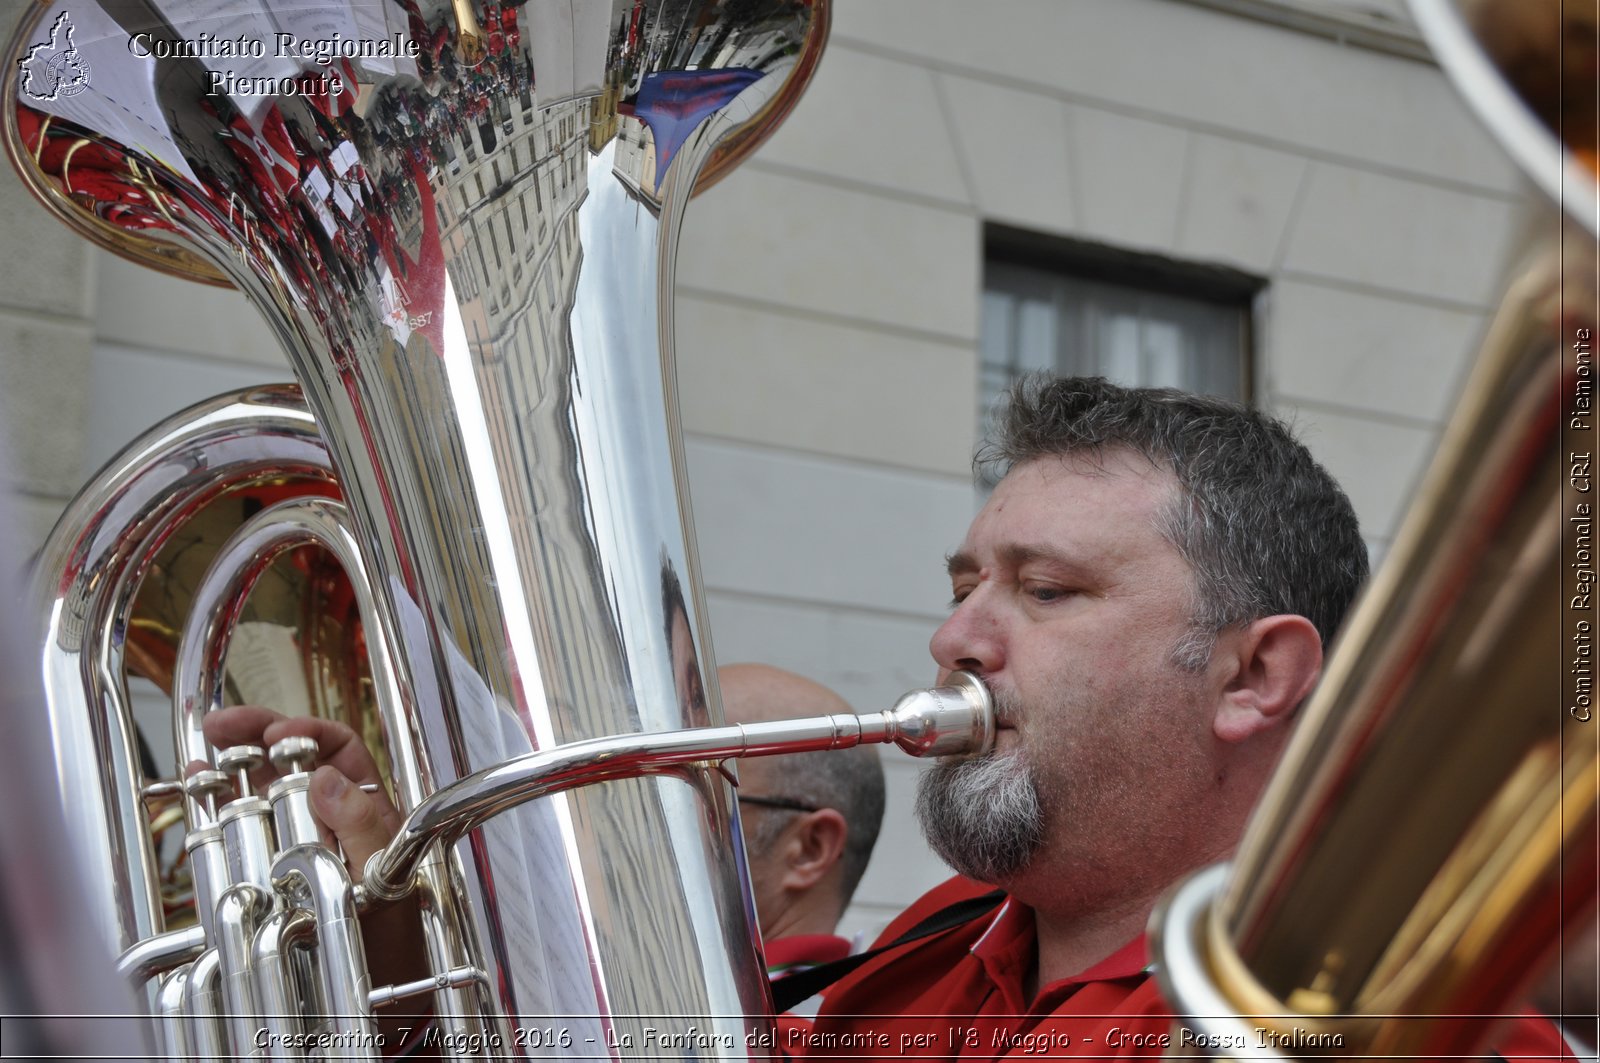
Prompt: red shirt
<box><xmin>769</xmin><ymin>934</ymin><xmax>856</xmax><ymax>1018</ymax></box>
<box><xmin>787</xmin><ymin>877</ymin><xmax>1571</xmax><ymax>1061</ymax></box>
<box><xmin>766</xmin><ymin>935</ymin><xmax>853</xmax><ymax>979</ymax></box>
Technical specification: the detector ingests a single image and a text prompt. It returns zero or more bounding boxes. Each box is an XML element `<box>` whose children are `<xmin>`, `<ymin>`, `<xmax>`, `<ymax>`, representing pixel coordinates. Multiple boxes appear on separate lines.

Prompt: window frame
<box><xmin>982</xmin><ymin>224</ymin><xmax>1266</xmax><ymax>407</ymax></box>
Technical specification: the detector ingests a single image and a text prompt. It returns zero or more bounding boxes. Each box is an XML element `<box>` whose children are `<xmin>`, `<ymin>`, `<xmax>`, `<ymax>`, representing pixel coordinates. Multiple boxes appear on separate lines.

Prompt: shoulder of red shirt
<box><xmin>868</xmin><ymin>874</ymin><xmax>999</xmax><ymax>946</ymax></box>
<box><xmin>813</xmin><ymin>875</ymin><xmax>1573</xmax><ymax>1062</ymax></box>
<box><xmin>765</xmin><ymin>934</ymin><xmax>852</xmax><ymax>974</ymax></box>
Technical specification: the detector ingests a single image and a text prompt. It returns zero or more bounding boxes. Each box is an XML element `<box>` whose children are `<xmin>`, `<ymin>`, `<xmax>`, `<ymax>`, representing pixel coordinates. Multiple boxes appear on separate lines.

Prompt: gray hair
<box><xmin>747</xmin><ymin>745</ymin><xmax>886</xmax><ymax>909</ymax></box>
<box><xmin>978</xmin><ymin>375</ymin><xmax>1369</xmax><ymax>669</ymax></box>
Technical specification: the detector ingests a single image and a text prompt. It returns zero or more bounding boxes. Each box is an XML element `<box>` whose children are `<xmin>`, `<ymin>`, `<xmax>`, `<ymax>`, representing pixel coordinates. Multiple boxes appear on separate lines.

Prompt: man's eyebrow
<box><xmin>999</xmin><ymin>544</ymin><xmax>1076</xmax><ymax>570</ymax></box>
<box><xmin>944</xmin><ymin>551</ymin><xmax>977</xmax><ymax>577</ymax></box>
<box><xmin>945</xmin><ymin>545</ymin><xmax>1083</xmax><ymax>577</ymax></box>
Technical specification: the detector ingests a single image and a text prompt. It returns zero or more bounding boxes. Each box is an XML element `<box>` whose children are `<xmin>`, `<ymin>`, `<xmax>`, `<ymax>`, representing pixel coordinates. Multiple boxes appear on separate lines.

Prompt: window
<box><xmin>980</xmin><ymin>228</ymin><xmax>1261</xmax><ymax>444</ymax></box>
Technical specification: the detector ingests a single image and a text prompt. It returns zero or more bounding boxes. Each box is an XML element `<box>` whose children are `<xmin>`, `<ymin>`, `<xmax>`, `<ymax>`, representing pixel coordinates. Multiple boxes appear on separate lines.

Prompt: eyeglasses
<box><xmin>736</xmin><ymin>794</ymin><xmax>819</xmax><ymax>814</ymax></box>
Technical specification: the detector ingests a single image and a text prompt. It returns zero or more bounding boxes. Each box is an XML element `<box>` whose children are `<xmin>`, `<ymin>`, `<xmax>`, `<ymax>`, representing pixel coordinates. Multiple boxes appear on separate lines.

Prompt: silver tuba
<box><xmin>1153</xmin><ymin>0</ymin><xmax>1598</xmax><ymax>1057</ymax></box>
<box><xmin>2</xmin><ymin>0</ymin><xmax>995</xmax><ymax>1058</ymax></box>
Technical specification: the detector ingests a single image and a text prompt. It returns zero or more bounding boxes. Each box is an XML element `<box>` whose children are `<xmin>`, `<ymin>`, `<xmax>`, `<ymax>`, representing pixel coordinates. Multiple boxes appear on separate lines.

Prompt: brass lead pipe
<box><xmin>365</xmin><ymin>672</ymin><xmax>993</xmax><ymax>901</ymax></box>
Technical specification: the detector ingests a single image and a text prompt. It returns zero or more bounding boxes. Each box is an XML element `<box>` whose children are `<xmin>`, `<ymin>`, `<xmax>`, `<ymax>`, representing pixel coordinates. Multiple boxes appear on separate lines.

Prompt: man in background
<box><xmin>719</xmin><ymin>663</ymin><xmax>886</xmax><ymax>985</ymax></box>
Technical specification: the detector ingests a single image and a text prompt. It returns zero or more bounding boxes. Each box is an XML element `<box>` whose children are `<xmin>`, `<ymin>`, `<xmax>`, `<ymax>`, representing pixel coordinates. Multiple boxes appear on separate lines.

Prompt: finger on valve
<box><xmin>202</xmin><ymin>705</ymin><xmax>402</xmax><ymax>862</ymax></box>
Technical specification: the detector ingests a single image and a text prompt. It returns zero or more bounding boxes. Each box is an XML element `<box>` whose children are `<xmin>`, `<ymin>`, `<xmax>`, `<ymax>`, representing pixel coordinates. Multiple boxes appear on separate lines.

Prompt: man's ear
<box><xmin>1212</xmin><ymin>614</ymin><xmax>1322</xmax><ymax>744</ymax></box>
<box><xmin>780</xmin><ymin>809</ymin><xmax>848</xmax><ymax>892</ymax></box>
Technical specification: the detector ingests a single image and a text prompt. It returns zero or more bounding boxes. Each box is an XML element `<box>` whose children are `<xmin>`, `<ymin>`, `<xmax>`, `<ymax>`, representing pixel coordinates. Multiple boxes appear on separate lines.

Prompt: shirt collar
<box><xmin>1069</xmin><ymin>933</ymin><xmax>1149</xmax><ymax>983</ymax></box>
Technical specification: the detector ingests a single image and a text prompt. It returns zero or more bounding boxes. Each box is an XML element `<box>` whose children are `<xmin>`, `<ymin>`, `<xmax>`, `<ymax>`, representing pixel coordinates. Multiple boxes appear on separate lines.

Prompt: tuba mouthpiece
<box><xmin>882</xmin><ymin>671</ymin><xmax>996</xmax><ymax>759</ymax></box>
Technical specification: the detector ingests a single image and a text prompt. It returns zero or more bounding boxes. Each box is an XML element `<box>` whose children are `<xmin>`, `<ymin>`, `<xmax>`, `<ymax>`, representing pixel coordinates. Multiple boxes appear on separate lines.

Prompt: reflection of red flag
<box><xmin>35</xmin><ymin>135</ymin><xmax>120</xmax><ymax>179</ymax></box>
<box><xmin>226</xmin><ymin>106</ymin><xmax>298</xmax><ymax>197</ymax></box>
<box><xmin>300</xmin><ymin>59</ymin><xmax>358</xmax><ymax>120</ymax></box>
<box><xmin>486</xmin><ymin>7</ymin><xmax>506</xmax><ymax>55</ymax></box>
<box><xmin>224</xmin><ymin>116</ymin><xmax>283</xmax><ymax>197</ymax></box>
<box><xmin>68</xmin><ymin>170</ymin><xmax>176</xmax><ymax>232</ymax></box>
<box><xmin>16</xmin><ymin>108</ymin><xmax>41</xmax><ymax>153</ymax></box>
<box><xmin>257</xmin><ymin>106</ymin><xmax>301</xmax><ymax>192</ymax></box>
<box><xmin>372</xmin><ymin>157</ymin><xmax>448</xmax><ymax>355</ymax></box>
<box><xmin>218</xmin><ymin>122</ymin><xmax>295</xmax><ymax>232</ymax></box>
<box><xmin>16</xmin><ymin>110</ymin><xmax>176</xmax><ymax>234</ymax></box>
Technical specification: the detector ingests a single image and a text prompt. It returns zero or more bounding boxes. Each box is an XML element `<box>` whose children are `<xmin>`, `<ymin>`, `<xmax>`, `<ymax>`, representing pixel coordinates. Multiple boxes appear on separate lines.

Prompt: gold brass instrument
<box><xmin>2</xmin><ymin>0</ymin><xmax>998</xmax><ymax>1058</ymax></box>
<box><xmin>1152</xmin><ymin>0</ymin><xmax>1598</xmax><ymax>1057</ymax></box>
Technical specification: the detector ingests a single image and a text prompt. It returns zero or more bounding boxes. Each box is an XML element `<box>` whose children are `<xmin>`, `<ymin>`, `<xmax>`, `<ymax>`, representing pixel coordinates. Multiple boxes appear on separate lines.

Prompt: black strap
<box><xmin>770</xmin><ymin>889</ymin><xmax>1006</xmax><ymax>1013</ymax></box>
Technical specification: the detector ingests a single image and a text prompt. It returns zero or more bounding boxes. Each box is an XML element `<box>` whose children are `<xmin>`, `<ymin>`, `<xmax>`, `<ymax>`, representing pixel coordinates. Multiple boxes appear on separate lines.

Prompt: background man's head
<box><xmin>920</xmin><ymin>375</ymin><xmax>1368</xmax><ymax>909</ymax></box>
<box><xmin>721</xmin><ymin>663</ymin><xmax>886</xmax><ymax>941</ymax></box>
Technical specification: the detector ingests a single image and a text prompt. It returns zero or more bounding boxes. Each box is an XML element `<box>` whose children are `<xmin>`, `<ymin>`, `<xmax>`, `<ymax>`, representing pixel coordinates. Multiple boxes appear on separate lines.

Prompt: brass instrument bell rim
<box><xmin>1150</xmin><ymin>863</ymin><xmax>1292</xmax><ymax>1060</ymax></box>
<box><xmin>1408</xmin><ymin>0</ymin><xmax>1600</xmax><ymax>237</ymax></box>
<box><xmin>1153</xmin><ymin>862</ymin><xmax>1372</xmax><ymax>1058</ymax></box>
<box><xmin>1</xmin><ymin>5</ymin><xmax>232</xmax><ymax>286</ymax></box>
<box><xmin>2</xmin><ymin>0</ymin><xmax>833</xmax><ymax>283</ymax></box>
<box><xmin>692</xmin><ymin>0</ymin><xmax>831</xmax><ymax>196</ymax></box>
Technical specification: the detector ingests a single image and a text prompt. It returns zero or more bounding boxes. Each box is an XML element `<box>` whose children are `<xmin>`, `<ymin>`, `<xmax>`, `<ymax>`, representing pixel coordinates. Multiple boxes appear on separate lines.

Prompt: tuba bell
<box><xmin>1152</xmin><ymin>0</ymin><xmax>1598</xmax><ymax>1057</ymax></box>
<box><xmin>1</xmin><ymin>0</ymin><xmax>998</xmax><ymax>1058</ymax></box>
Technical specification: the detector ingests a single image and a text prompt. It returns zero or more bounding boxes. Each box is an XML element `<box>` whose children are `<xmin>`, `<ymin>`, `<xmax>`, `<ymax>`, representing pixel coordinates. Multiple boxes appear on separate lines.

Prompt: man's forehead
<box><xmin>993</xmin><ymin>451</ymin><xmax>1178</xmax><ymax>515</ymax></box>
<box><xmin>1010</xmin><ymin>447</ymin><xmax>1171</xmax><ymax>484</ymax></box>
<box><xmin>950</xmin><ymin>452</ymin><xmax>1179</xmax><ymax>566</ymax></box>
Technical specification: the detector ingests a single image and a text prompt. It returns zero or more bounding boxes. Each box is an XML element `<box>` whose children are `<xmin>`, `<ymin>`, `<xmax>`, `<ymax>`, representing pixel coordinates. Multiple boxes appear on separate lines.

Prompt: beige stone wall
<box><xmin>0</xmin><ymin>144</ymin><xmax>94</xmax><ymax>550</ymax></box>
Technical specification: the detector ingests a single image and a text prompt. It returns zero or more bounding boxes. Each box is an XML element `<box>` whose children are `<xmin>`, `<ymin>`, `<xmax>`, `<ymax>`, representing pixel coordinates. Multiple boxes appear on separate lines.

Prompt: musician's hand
<box><xmin>201</xmin><ymin>705</ymin><xmax>401</xmax><ymax>869</ymax></box>
<box><xmin>199</xmin><ymin>705</ymin><xmax>432</xmax><ymax>1040</ymax></box>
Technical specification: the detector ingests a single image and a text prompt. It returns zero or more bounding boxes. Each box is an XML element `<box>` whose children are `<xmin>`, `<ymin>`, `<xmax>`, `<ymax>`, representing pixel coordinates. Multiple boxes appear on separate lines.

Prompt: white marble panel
<box><xmin>701</xmin><ymin>593</ymin><xmax>948</xmax><ymax>718</ymax></box>
<box><xmin>0</xmin><ymin>313</ymin><xmax>92</xmax><ymax>496</ymax></box>
<box><xmin>679</xmin><ymin>168</ymin><xmax>980</xmax><ymax>342</ymax></box>
<box><xmin>937</xmin><ymin>74</ymin><xmax>1075</xmax><ymax>236</ymax></box>
<box><xmin>755</xmin><ymin>46</ymin><xmax>970</xmax><ymax>205</ymax></box>
<box><xmin>0</xmin><ymin>185</ymin><xmax>92</xmax><ymax>320</ymax></box>
<box><xmin>1070</xmin><ymin>106</ymin><xmax>1189</xmax><ymax>252</ymax></box>
<box><xmin>1280</xmin><ymin>162</ymin><xmax>1520</xmax><ymax>307</ymax></box>
<box><xmin>676</xmin><ymin>296</ymin><xmax>976</xmax><ymax>476</ymax></box>
<box><xmin>832</xmin><ymin>0</ymin><xmax>1520</xmax><ymax>193</ymax></box>
<box><xmin>1176</xmin><ymin>133</ymin><xmax>1307</xmax><ymax>272</ymax></box>
<box><xmin>1267</xmin><ymin>280</ymin><xmax>1485</xmax><ymax>423</ymax></box>
<box><xmin>1273</xmin><ymin>401</ymin><xmax>1440</xmax><ymax>538</ymax></box>
<box><xmin>825</xmin><ymin>610</ymin><xmax>947</xmax><ymax>713</ymax></box>
<box><xmin>684</xmin><ymin>438</ymin><xmax>976</xmax><ymax>617</ymax></box>
<box><xmin>94</xmin><ymin>250</ymin><xmax>286</xmax><ymax>368</ymax></box>
<box><xmin>701</xmin><ymin>593</ymin><xmax>835</xmax><ymax>681</ymax></box>
<box><xmin>6</xmin><ymin>492</ymin><xmax>68</xmax><ymax>559</ymax></box>
<box><xmin>84</xmin><ymin>343</ymin><xmax>285</xmax><ymax>478</ymax></box>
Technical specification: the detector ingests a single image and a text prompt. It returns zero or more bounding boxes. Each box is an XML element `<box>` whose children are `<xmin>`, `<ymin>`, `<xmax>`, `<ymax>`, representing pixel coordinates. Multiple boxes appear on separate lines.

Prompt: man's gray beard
<box><xmin>914</xmin><ymin>746</ymin><xmax>1044</xmax><ymax>885</ymax></box>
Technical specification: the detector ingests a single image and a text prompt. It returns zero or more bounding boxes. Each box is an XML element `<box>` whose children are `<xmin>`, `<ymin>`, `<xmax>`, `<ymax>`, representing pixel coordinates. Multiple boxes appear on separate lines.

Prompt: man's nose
<box><xmin>930</xmin><ymin>594</ymin><xmax>1004</xmax><ymax>679</ymax></box>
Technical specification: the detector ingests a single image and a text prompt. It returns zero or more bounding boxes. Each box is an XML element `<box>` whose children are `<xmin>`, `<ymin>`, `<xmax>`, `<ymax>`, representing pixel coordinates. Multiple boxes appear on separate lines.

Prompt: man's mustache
<box><xmin>990</xmin><ymin>687</ymin><xmax>1025</xmax><ymax>732</ymax></box>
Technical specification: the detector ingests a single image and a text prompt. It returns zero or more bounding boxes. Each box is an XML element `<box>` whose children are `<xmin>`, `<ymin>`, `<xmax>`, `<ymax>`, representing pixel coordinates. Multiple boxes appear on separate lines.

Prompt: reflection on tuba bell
<box><xmin>2</xmin><ymin>0</ymin><xmax>999</xmax><ymax>1058</ymax></box>
<box><xmin>1153</xmin><ymin>0</ymin><xmax>1598</xmax><ymax>1057</ymax></box>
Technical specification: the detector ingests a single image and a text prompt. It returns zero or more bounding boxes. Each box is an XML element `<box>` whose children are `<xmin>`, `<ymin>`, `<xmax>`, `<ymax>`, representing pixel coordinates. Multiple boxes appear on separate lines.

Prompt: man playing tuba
<box><xmin>209</xmin><ymin>376</ymin><xmax>1571</xmax><ymax>1059</ymax></box>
